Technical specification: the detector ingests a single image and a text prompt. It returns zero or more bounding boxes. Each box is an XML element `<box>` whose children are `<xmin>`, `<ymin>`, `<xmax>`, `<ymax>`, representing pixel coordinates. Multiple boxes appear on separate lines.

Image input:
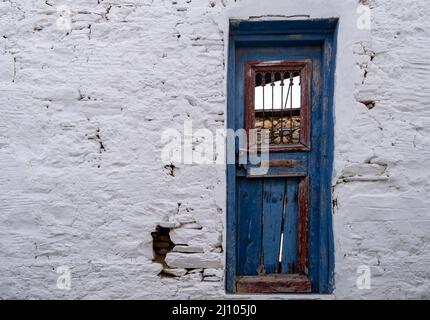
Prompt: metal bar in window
<box><xmin>271</xmin><ymin>72</ymin><xmax>275</xmax><ymax>144</ymax></box>
<box><xmin>283</xmin><ymin>73</ymin><xmax>291</xmax><ymax>143</ymax></box>
<box><xmin>262</xmin><ymin>73</ymin><xmax>266</xmax><ymax>128</ymax></box>
<box><xmin>280</xmin><ymin>73</ymin><xmax>284</xmax><ymax>144</ymax></box>
<box><xmin>289</xmin><ymin>73</ymin><xmax>294</xmax><ymax>143</ymax></box>
<box><xmin>245</xmin><ymin>60</ymin><xmax>311</xmax><ymax>152</ymax></box>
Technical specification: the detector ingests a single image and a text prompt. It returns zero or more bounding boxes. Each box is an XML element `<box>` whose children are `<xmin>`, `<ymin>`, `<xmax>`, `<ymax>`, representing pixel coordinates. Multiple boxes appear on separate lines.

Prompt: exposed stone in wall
<box><xmin>151</xmin><ymin>226</ymin><xmax>175</xmax><ymax>268</ymax></box>
<box><xmin>151</xmin><ymin>222</ymin><xmax>222</xmax><ymax>281</ymax></box>
<box><xmin>334</xmin><ymin>0</ymin><xmax>430</xmax><ymax>299</ymax></box>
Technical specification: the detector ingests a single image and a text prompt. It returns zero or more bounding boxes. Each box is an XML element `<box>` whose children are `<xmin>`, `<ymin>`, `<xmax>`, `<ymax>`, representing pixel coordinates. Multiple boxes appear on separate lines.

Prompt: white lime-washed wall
<box><xmin>0</xmin><ymin>0</ymin><xmax>429</xmax><ymax>299</ymax></box>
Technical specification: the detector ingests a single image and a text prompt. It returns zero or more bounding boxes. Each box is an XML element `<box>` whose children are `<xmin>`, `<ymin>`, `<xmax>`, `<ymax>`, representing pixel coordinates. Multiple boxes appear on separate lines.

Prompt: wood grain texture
<box><xmin>237</xmin><ymin>178</ymin><xmax>263</xmax><ymax>275</ymax></box>
<box><xmin>298</xmin><ymin>176</ymin><xmax>310</xmax><ymax>275</ymax></box>
<box><xmin>262</xmin><ymin>179</ymin><xmax>285</xmax><ymax>274</ymax></box>
<box><xmin>236</xmin><ymin>274</ymin><xmax>311</xmax><ymax>294</ymax></box>
<box><xmin>282</xmin><ymin>178</ymin><xmax>299</xmax><ymax>273</ymax></box>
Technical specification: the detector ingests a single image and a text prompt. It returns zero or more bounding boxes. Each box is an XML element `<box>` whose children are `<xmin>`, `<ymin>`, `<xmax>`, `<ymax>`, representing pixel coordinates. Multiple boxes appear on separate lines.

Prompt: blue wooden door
<box><xmin>227</xmin><ymin>20</ymin><xmax>336</xmax><ymax>294</ymax></box>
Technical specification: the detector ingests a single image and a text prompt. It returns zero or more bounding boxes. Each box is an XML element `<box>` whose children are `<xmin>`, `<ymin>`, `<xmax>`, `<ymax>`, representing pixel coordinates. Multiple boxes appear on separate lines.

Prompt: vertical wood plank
<box><xmin>307</xmin><ymin>56</ymin><xmax>322</xmax><ymax>290</ymax></box>
<box><xmin>299</xmin><ymin>61</ymin><xmax>312</xmax><ymax>148</ymax></box>
<box><xmin>237</xmin><ymin>178</ymin><xmax>263</xmax><ymax>275</ymax></box>
<box><xmin>318</xmin><ymin>35</ymin><xmax>336</xmax><ymax>293</ymax></box>
<box><xmin>225</xmin><ymin>35</ymin><xmax>237</xmax><ymax>293</ymax></box>
<box><xmin>262</xmin><ymin>178</ymin><xmax>286</xmax><ymax>274</ymax></box>
<box><xmin>245</xmin><ymin>62</ymin><xmax>256</xmax><ymax>142</ymax></box>
<box><xmin>298</xmin><ymin>176</ymin><xmax>310</xmax><ymax>275</ymax></box>
<box><xmin>281</xmin><ymin>178</ymin><xmax>299</xmax><ymax>273</ymax></box>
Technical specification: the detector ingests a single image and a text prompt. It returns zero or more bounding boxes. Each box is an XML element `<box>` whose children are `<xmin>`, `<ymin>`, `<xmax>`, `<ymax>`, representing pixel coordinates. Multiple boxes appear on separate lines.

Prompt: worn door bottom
<box><xmin>236</xmin><ymin>274</ymin><xmax>311</xmax><ymax>294</ymax></box>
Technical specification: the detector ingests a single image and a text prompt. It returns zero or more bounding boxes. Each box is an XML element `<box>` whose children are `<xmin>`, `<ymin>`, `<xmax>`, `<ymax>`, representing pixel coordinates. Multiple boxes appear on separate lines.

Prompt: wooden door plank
<box><xmin>262</xmin><ymin>178</ymin><xmax>285</xmax><ymax>274</ymax></box>
<box><xmin>236</xmin><ymin>274</ymin><xmax>311</xmax><ymax>294</ymax></box>
<box><xmin>237</xmin><ymin>178</ymin><xmax>263</xmax><ymax>275</ymax></box>
<box><xmin>282</xmin><ymin>178</ymin><xmax>299</xmax><ymax>273</ymax></box>
<box><xmin>298</xmin><ymin>176</ymin><xmax>310</xmax><ymax>275</ymax></box>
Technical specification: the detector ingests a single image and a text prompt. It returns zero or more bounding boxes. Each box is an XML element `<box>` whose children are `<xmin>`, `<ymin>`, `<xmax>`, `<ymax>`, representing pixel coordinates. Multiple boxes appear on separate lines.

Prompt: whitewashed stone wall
<box><xmin>0</xmin><ymin>0</ymin><xmax>429</xmax><ymax>299</ymax></box>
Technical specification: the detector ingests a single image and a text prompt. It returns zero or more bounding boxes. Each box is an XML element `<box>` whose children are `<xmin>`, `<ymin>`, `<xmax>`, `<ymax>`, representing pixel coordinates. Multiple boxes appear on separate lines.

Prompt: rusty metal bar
<box><xmin>280</xmin><ymin>72</ymin><xmax>285</xmax><ymax>145</ymax></box>
<box><xmin>289</xmin><ymin>73</ymin><xmax>294</xmax><ymax>143</ymax></box>
<box><xmin>271</xmin><ymin>72</ymin><xmax>275</xmax><ymax>144</ymax></box>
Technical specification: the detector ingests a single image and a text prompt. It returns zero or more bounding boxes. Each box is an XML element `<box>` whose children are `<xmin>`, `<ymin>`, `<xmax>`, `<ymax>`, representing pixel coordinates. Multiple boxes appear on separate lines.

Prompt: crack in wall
<box><xmin>12</xmin><ymin>56</ymin><xmax>16</xmax><ymax>83</ymax></box>
<box><xmin>357</xmin><ymin>43</ymin><xmax>376</xmax><ymax>85</ymax></box>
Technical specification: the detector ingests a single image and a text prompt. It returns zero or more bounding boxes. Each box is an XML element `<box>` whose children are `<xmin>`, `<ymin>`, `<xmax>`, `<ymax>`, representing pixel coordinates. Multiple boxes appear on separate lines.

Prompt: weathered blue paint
<box><xmin>237</xmin><ymin>178</ymin><xmax>262</xmax><ymax>275</ymax></box>
<box><xmin>262</xmin><ymin>179</ymin><xmax>285</xmax><ymax>274</ymax></box>
<box><xmin>229</xmin><ymin>19</ymin><xmax>339</xmax><ymax>35</ymax></box>
<box><xmin>245</xmin><ymin>158</ymin><xmax>308</xmax><ymax>178</ymax></box>
<box><xmin>225</xmin><ymin>31</ymin><xmax>237</xmax><ymax>294</ymax></box>
<box><xmin>282</xmin><ymin>178</ymin><xmax>299</xmax><ymax>274</ymax></box>
<box><xmin>226</xmin><ymin>19</ymin><xmax>338</xmax><ymax>294</ymax></box>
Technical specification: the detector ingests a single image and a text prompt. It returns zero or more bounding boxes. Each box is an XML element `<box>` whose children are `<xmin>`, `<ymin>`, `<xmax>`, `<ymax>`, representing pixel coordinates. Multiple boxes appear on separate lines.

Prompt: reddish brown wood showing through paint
<box><xmin>298</xmin><ymin>176</ymin><xmax>310</xmax><ymax>275</ymax></box>
<box><xmin>236</xmin><ymin>274</ymin><xmax>311</xmax><ymax>294</ymax></box>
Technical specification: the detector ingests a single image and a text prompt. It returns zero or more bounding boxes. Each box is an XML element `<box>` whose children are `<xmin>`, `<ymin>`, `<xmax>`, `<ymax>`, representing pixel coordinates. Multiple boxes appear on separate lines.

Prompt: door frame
<box><xmin>226</xmin><ymin>19</ymin><xmax>338</xmax><ymax>294</ymax></box>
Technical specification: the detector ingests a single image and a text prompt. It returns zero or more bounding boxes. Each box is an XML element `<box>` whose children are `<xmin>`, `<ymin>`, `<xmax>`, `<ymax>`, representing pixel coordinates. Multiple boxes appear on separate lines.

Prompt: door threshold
<box><xmin>225</xmin><ymin>293</ymin><xmax>335</xmax><ymax>300</ymax></box>
<box><xmin>236</xmin><ymin>274</ymin><xmax>311</xmax><ymax>294</ymax></box>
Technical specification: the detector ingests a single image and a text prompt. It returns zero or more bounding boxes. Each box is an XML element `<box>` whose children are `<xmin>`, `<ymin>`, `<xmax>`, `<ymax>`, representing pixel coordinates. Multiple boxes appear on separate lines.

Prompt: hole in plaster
<box><xmin>164</xmin><ymin>163</ymin><xmax>177</xmax><ymax>177</ymax></box>
<box><xmin>360</xmin><ymin>100</ymin><xmax>376</xmax><ymax>110</ymax></box>
<box><xmin>333</xmin><ymin>198</ymin><xmax>338</xmax><ymax>210</ymax></box>
<box><xmin>151</xmin><ymin>226</ymin><xmax>175</xmax><ymax>276</ymax></box>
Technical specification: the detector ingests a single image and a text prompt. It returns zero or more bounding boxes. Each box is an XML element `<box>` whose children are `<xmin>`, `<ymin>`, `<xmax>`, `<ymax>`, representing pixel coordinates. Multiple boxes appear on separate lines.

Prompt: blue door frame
<box><xmin>226</xmin><ymin>19</ymin><xmax>338</xmax><ymax>294</ymax></box>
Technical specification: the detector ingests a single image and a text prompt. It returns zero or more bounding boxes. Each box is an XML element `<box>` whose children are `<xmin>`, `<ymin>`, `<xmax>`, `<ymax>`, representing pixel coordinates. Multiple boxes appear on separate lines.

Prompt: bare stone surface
<box><xmin>181</xmin><ymin>223</ymin><xmax>203</xmax><ymax>230</ymax></box>
<box><xmin>158</xmin><ymin>221</ymin><xmax>180</xmax><ymax>229</ymax></box>
<box><xmin>172</xmin><ymin>246</ymin><xmax>204</xmax><ymax>253</ymax></box>
<box><xmin>165</xmin><ymin>253</ymin><xmax>222</xmax><ymax>269</ymax></box>
<box><xmin>163</xmin><ymin>268</ymin><xmax>187</xmax><ymax>277</ymax></box>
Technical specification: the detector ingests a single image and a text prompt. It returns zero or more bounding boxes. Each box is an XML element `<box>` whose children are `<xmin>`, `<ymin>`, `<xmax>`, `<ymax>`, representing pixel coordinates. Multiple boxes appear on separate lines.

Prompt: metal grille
<box><xmin>254</xmin><ymin>71</ymin><xmax>301</xmax><ymax>145</ymax></box>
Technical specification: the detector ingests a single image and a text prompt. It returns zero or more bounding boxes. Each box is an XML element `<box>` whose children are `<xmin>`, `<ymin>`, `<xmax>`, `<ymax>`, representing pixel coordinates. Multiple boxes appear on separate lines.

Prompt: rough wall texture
<box><xmin>334</xmin><ymin>0</ymin><xmax>430</xmax><ymax>299</ymax></box>
<box><xmin>0</xmin><ymin>0</ymin><xmax>429</xmax><ymax>299</ymax></box>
